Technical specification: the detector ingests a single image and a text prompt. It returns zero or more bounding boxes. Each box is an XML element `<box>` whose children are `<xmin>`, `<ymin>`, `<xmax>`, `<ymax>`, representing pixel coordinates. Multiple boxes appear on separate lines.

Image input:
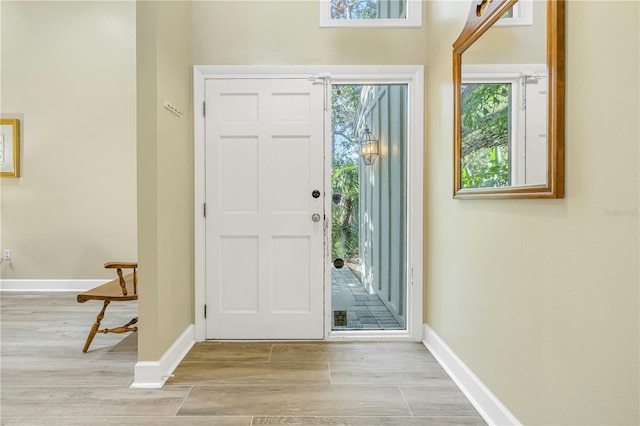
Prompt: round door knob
<box><xmin>312</xmin><ymin>213</ymin><xmax>321</xmax><ymax>222</ymax></box>
<box><xmin>312</xmin><ymin>190</ymin><xmax>321</xmax><ymax>198</ymax></box>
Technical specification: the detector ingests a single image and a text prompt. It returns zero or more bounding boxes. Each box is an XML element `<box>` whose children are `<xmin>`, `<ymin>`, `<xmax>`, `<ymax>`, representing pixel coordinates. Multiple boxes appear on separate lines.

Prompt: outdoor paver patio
<box><xmin>331</xmin><ymin>266</ymin><xmax>404</xmax><ymax>330</ymax></box>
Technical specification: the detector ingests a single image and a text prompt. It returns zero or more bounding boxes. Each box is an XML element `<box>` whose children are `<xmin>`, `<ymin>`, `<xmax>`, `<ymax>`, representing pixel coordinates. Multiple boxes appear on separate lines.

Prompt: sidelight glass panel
<box><xmin>330</xmin><ymin>84</ymin><xmax>407</xmax><ymax>331</ymax></box>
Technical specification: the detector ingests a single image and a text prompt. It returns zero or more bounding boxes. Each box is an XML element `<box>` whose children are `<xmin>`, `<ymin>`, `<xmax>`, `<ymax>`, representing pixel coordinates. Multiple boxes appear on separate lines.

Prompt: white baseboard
<box><xmin>131</xmin><ymin>324</ymin><xmax>195</xmax><ymax>389</ymax></box>
<box><xmin>423</xmin><ymin>324</ymin><xmax>521</xmax><ymax>426</ymax></box>
<box><xmin>0</xmin><ymin>279</ymin><xmax>108</xmax><ymax>292</ymax></box>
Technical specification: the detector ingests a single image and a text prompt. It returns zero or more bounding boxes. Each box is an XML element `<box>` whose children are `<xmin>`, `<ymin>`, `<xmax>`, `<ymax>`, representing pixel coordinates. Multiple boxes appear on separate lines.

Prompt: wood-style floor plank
<box><xmin>168</xmin><ymin>362</ymin><xmax>331</xmax><ymax>385</ymax></box>
<box><xmin>177</xmin><ymin>385</ymin><xmax>411</xmax><ymax>417</ymax></box>
<box><xmin>3</xmin><ymin>417</ymin><xmax>252</xmax><ymax>425</ymax></box>
<box><xmin>1</xmin><ymin>386</ymin><xmax>192</xmax><ymax>418</ymax></box>
<box><xmin>251</xmin><ymin>417</ymin><xmax>487</xmax><ymax>425</ymax></box>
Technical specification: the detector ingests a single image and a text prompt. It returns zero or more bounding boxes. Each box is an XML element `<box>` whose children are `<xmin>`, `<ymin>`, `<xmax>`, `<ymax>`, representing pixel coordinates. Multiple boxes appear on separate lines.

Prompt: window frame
<box><xmin>494</xmin><ymin>0</ymin><xmax>533</xmax><ymax>27</ymax></box>
<box><xmin>319</xmin><ymin>0</ymin><xmax>422</xmax><ymax>28</ymax></box>
<box><xmin>462</xmin><ymin>63</ymin><xmax>547</xmax><ymax>187</ymax></box>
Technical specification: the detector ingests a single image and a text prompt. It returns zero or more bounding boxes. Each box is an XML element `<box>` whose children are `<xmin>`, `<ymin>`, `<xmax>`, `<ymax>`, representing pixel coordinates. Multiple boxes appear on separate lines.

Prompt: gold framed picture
<box><xmin>0</xmin><ymin>118</ymin><xmax>20</xmax><ymax>177</ymax></box>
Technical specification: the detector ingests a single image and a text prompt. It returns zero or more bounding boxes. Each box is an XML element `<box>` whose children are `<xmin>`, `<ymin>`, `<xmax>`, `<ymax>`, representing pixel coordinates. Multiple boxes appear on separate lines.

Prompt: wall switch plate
<box><xmin>3</xmin><ymin>249</ymin><xmax>11</xmax><ymax>260</ymax></box>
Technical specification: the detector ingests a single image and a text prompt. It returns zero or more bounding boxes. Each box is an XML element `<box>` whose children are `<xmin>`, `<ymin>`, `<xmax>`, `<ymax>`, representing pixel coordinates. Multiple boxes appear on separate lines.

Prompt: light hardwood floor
<box><xmin>0</xmin><ymin>292</ymin><xmax>486</xmax><ymax>425</ymax></box>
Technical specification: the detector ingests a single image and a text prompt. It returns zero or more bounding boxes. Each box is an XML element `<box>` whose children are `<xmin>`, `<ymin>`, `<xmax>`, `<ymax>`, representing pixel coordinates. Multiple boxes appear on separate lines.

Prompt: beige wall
<box><xmin>191</xmin><ymin>1</ymin><xmax>427</xmax><ymax>65</ymax></box>
<box><xmin>425</xmin><ymin>1</ymin><xmax>639</xmax><ymax>424</ymax></box>
<box><xmin>136</xmin><ymin>1</ymin><xmax>194</xmax><ymax>361</ymax></box>
<box><xmin>0</xmin><ymin>1</ymin><xmax>137</xmax><ymax>280</ymax></box>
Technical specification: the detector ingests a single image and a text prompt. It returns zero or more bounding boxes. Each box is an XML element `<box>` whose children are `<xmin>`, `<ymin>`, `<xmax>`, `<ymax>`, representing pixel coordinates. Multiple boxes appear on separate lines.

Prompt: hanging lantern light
<box><xmin>360</xmin><ymin>127</ymin><xmax>379</xmax><ymax>166</ymax></box>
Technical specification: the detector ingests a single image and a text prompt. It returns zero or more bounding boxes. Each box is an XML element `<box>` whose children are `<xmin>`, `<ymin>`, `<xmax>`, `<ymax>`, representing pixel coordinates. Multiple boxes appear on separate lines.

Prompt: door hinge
<box><xmin>203</xmin><ymin>203</ymin><xmax>206</xmax><ymax>217</ymax></box>
<box><xmin>203</xmin><ymin>101</ymin><xmax>206</xmax><ymax>117</ymax></box>
<box><xmin>308</xmin><ymin>73</ymin><xmax>330</xmax><ymax>85</ymax></box>
<box><xmin>204</xmin><ymin>304</ymin><xmax>207</xmax><ymax>318</ymax></box>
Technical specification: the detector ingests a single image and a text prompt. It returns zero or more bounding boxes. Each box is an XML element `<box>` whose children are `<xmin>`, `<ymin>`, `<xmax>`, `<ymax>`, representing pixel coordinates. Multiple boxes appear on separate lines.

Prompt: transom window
<box><xmin>319</xmin><ymin>0</ymin><xmax>422</xmax><ymax>27</ymax></box>
<box><xmin>494</xmin><ymin>0</ymin><xmax>533</xmax><ymax>27</ymax></box>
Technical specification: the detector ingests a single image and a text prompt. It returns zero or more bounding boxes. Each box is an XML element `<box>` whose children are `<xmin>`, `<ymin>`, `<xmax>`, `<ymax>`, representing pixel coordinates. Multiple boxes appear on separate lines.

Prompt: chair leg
<box><xmin>82</xmin><ymin>300</ymin><xmax>110</xmax><ymax>353</ymax></box>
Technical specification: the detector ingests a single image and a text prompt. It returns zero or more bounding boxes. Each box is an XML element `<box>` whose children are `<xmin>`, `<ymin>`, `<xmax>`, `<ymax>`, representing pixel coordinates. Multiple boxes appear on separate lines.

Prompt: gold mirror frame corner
<box><xmin>453</xmin><ymin>0</ymin><xmax>565</xmax><ymax>199</ymax></box>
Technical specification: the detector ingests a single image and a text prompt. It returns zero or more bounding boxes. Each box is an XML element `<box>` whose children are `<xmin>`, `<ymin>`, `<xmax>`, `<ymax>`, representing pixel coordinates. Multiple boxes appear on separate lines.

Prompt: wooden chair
<box><xmin>77</xmin><ymin>262</ymin><xmax>138</xmax><ymax>353</ymax></box>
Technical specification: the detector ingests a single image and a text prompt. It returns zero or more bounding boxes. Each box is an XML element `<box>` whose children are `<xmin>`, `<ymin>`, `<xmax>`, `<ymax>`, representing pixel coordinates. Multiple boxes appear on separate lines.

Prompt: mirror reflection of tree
<box><xmin>461</xmin><ymin>82</ymin><xmax>511</xmax><ymax>188</ymax></box>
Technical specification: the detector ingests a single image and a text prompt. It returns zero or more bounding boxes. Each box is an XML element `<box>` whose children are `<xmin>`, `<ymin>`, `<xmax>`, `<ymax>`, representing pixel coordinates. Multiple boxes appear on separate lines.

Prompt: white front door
<box><xmin>204</xmin><ymin>77</ymin><xmax>325</xmax><ymax>339</ymax></box>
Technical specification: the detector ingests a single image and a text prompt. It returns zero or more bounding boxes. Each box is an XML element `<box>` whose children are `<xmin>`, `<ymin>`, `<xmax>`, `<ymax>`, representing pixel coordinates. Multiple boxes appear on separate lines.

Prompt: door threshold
<box><xmin>327</xmin><ymin>330</ymin><xmax>418</xmax><ymax>342</ymax></box>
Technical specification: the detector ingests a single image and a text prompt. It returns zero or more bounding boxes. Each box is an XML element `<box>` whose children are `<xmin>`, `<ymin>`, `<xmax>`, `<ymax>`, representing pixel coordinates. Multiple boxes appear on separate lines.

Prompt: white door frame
<box><xmin>193</xmin><ymin>65</ymin><xmax>424</xmax><ymax>342</ymax></box>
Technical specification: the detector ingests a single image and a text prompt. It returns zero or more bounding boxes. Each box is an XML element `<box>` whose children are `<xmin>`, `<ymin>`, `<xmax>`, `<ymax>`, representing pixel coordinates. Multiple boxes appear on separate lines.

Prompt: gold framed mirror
<box><xmin>453</xmin><ymin>0</ymin><xmax>564</xmax><ymax>199</ymax></box>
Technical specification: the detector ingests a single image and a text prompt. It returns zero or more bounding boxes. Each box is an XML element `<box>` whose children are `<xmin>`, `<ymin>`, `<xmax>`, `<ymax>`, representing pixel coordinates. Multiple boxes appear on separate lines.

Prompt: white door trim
<box><xmin>194</xmin><ymin>65</ymin><xmax>424</xmax><ymax>342</ymax></box>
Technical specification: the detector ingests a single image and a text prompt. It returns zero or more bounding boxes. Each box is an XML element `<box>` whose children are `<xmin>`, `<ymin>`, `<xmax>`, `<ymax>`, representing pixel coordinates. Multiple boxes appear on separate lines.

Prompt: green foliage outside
<box><xmin>331</xmin><ymin>0</ymin><xmax>377</xmax><ymax>19</ymax></box>
<box><xmin>331</xmin><ymin>85</ymin><xmax>361</xmax><ymax>261</ymax></box>
<box><xmin>460</xmin><ymin>82</ymin><xmax>511</xmax><ymax>188</ymax></box>
<box><xmin>332</xmin><ymin>163</ymin><xmax>359</xmax><ymax>260</ymax></box>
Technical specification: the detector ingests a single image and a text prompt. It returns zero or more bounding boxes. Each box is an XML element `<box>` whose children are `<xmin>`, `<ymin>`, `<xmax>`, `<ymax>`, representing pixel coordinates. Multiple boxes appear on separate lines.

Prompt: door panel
<box><xmin>272</xmin><ymin>236</ymin><xmax>311</xmax><ymax>312</ymax></box>
<box><xmin>219</xmin><ymin>236</ymin><xmax>259</xmax><ymax>312</ymax></box>
<box><xmin>272</xmin><ymin>136</ymin><xmax>311</xmax><ymax>211</ymax></box>
<box><xmin>220</xmin><ymin>136</ymin><xmax>259</xmax><ymax>212</ymax></box>
<box><xmin>205</xmin><ymin>78</ymin><xmax>324</xmax><ymax>340</ymax></box>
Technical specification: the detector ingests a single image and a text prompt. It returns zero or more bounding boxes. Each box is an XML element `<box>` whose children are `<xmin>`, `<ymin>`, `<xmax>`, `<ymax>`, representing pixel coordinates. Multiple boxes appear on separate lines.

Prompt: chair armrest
<box><xmin>104</xmin><ymin>262</ymin><xmax>137</xmax><ymax>269</ymax></box>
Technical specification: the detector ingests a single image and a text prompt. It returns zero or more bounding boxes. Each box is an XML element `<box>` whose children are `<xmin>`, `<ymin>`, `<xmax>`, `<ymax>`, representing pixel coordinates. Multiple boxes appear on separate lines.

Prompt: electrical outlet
<box><xmin>3</xmin><ymin>249</ymin><xmax>11</xmax><ymax>261</ymax></box>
